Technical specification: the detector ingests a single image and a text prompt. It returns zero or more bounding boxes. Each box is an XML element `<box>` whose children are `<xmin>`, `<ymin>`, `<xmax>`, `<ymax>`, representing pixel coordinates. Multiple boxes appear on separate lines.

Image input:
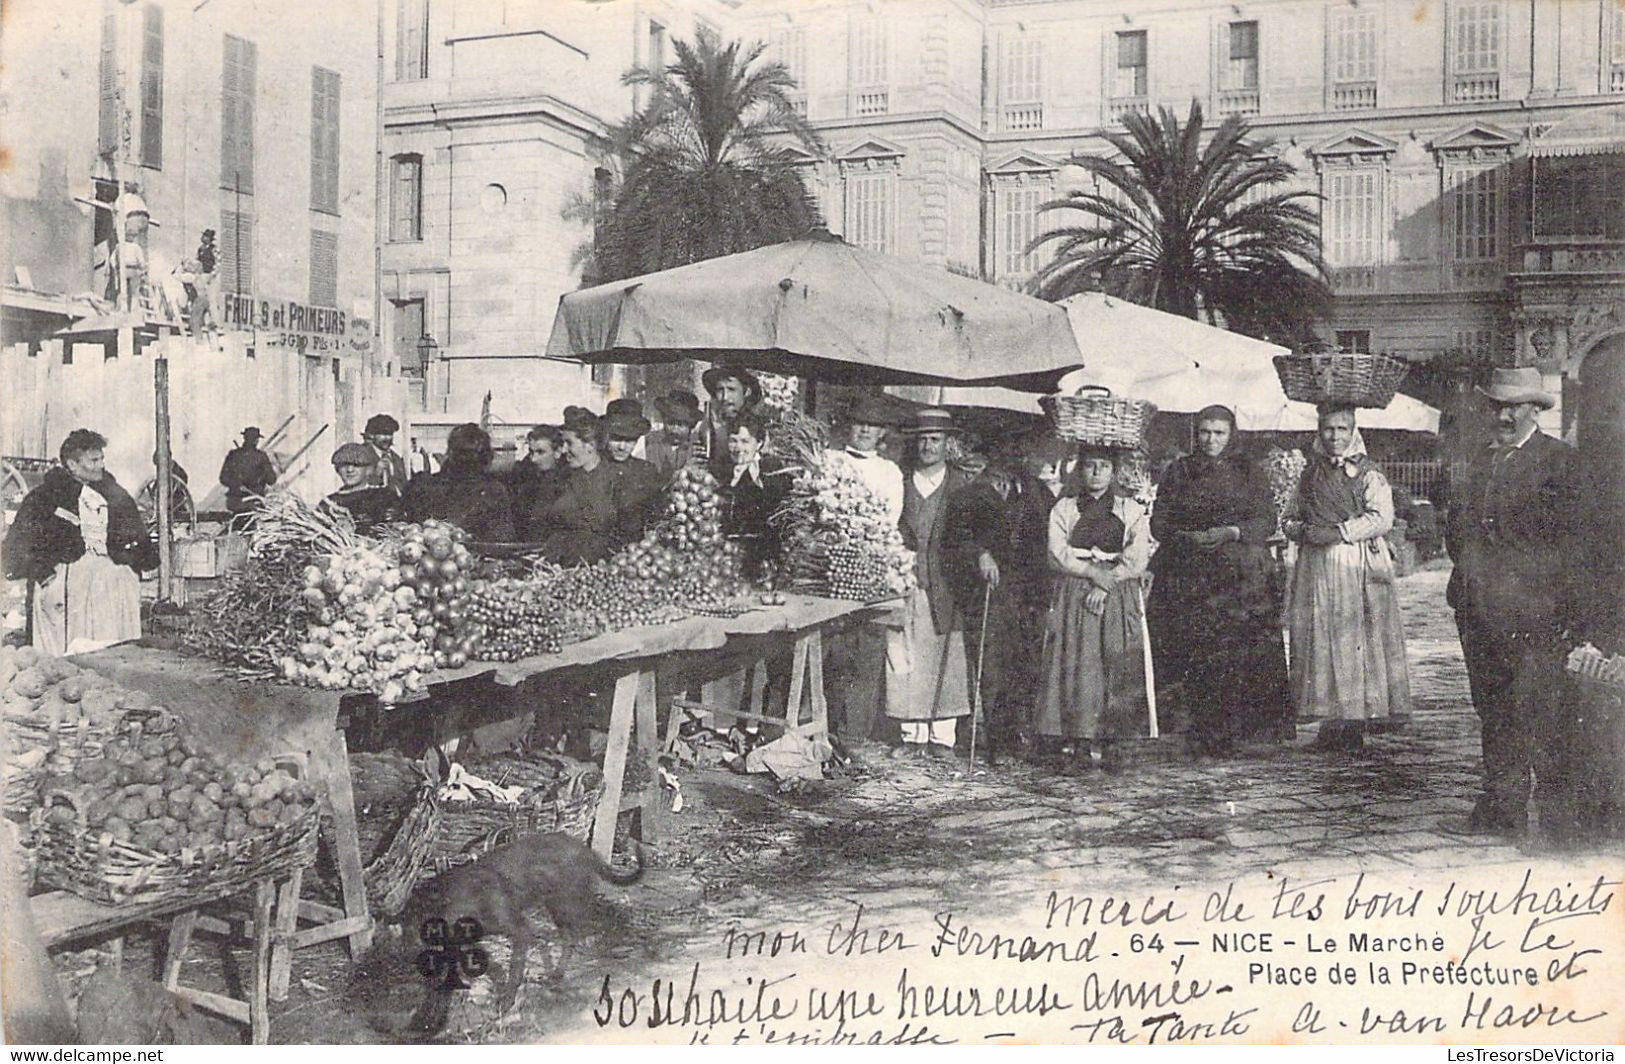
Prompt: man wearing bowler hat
<box><xmin>362</xmin><ymin>413</ymin><xmax>409</xmax><ymax>494</ymax></box>
<box><xmin>1446</xmin><ymin>367</ymin><xmax>1580</xmax><ymax>838</ymax></box>
<box><xmin>646</xmin><ymin>390</ymin><xmax>704</xmax><ymax>478</ymax></box>
<box><xmin>603</xmin><ymin>398</ymin><xmax>664</xmax><ymax>543</ymax></box>
<box><xmin>218</xmin><ymin>426</ymin><xmax>278</xmax><ymax>518</ymax></box>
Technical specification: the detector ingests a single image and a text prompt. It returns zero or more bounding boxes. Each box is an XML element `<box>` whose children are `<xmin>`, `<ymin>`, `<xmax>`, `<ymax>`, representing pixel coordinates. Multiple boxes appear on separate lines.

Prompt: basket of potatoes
<box><xmin>31</xmin><ymin>735</ymin><xmax>322</xmax><ymax>907</ymax></box>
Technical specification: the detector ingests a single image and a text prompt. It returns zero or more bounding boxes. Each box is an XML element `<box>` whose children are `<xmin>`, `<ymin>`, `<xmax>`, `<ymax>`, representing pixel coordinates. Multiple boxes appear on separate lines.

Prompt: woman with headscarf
<box><xmin>1147</xmin><ymin>405</ymin><xmax>1292</xmax><ymax>755</ymax></box>
<box><xmin>1284</xmin><ymin>404</ymin><xmax>1411</xmax><ymax>751</ymax></box>
<box><xmin>1034</xmin><ymin>445</ymin><xmax>1153</xmax><ymax>773</ymax></box>
<box><xmin>399</xmin><ymin>423</ymin><xmax>515</xmax><ymax>542</ymax></box>
<box><xmin>535</xmin><ymin>412</ymin><xmax>620</xmax><ymax>565</ymax></box>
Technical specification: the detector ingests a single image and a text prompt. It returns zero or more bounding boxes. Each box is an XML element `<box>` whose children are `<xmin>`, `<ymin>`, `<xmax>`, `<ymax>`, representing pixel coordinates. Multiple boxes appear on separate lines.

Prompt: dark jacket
<box><xmin>218</xmin><ymin>445</ymin><xmax>277</xmax><ymax>512</ymax></box>
<box><xmin>942</xmin><ymin>469</ymin><xmax>1052</xmax><ymax>618</ymax></box>
<box><xmin>605</xmin><ymin>456</ymin><xmax>666</xmax><ymax>545</ymax></box>
<box><xmin>900</xmin><ymin>466</ymin><xmax>973</xmax><ymax>633</ymax></box>
<box><xmin>3</xmin><ymin>467</ymin><xmax>158</xmax><ymax>582</ymax></box>
<box><xmin>536</xmin><ymin>461</ymin><xmax>620</xmax><ymax>565</ymax></box>
<box><xmin>1445</xmin><ymin>431</ymin><xmax>1578</xmax><ymax>633</ymax></box>
<box><xmin>505</xmin><ymin>459</ymin><xmax>564</xmax><ymax>540</ymax></box>
<box><xmin>364</xmin><ymin>444</ymin><xmax>409</xmax><ymax>495</ymax></box>
<box><xmin>323</xmin><ymin>485</ymin><xmax>399</xmax><ymax>534</ymax></box>
<box><xmin>722</xmin><ymin>456</ymin><xmax>790</xmax><ymax>571</ymax></box>
<box><xmin>400</xmin><ymin>464</ymin><xmax>515</xmax><ymax>543</ymax></box>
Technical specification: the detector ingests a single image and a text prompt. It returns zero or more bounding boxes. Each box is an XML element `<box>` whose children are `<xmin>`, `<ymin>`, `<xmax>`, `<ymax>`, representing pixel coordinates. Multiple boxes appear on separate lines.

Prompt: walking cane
<box><xmin>969</xmin><ymin>580</ymin><xmax>993</xmax><ymax>767</ymax></box>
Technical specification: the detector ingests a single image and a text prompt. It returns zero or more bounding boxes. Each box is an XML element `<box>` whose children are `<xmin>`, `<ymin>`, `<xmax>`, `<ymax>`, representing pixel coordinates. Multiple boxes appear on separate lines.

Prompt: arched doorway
<box><xmin>1574</xmin><ymin>333</ymin><xmax>1625</xmax><ymax>646</ymax></box>
<box><xmin>1578</xmin><ymin>332</ymin><xmax>1625</xmax><ymax>476</ymax></box>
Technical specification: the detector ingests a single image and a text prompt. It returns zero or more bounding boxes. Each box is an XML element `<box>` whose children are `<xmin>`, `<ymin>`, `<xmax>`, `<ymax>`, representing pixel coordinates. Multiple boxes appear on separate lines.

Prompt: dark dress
<box><xmin>536</xmin><ymin>462</ymin><xmax>620</xmax><ymax>565</ymax></box>
<box><xmin>506</xmin><ymin>459</ymin><xmax>563</xmax><ymax>541</ymax></box>
<box><xmin>399</xmin><ymin>464</ymin><xmax>515</xmax><ymax>542</ymax></box>
<box><xmin>721</xmin><ymin>457</ymin><xmax>789</xmax><ymax>576</ymax></box>
<box><xmin>605</xmin><ymin>457</ymin><xmax>666</xmax><ymax>547</ymax></box>
<box><xmin>323</xmin><ymin>485</ymin><xmax>398</xmax><ymax>534</ymax></box>
<box><xmin>1147</xmin><ymin>452</ymin><xmax>1292</xmax><ymax>751</ymax></box>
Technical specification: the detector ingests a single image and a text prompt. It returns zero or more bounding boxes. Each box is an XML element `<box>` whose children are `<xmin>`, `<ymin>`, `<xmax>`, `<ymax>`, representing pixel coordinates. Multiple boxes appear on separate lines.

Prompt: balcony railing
<box><xmin>854</xmin><ymin>90</ymin><xmax>889</xmax><ymax>116</ymax></box>
<box><xmin>788</xmin><ymin>93</ymin><xmax>807</xmax><ymax>118</ymax></box>
<box><xmin>1517</xmin><ymin>240</ymin><xmax>1625</xmax><ymax>274</ymax></box>
<box><xmin>1331</xmin><ymin>265</ymin><xmax>1377</xmax><ymax>293</ymax></box>
<box><xmin>1452</xmin><ymin>72</ymin><xmax>1500</xmax><ymax>102</ymax></box>
<box><xmin>1611</xmin><ymin>66</ymin><xmax>1625</xmax><ymax>93</ymax></box>
<box><xmin>1217</xmin><ymin>88</ymin><xmax>1260</xmax><ymax>116</ymax></box>
<box><xmin>1331</xmin><ymin>81</ymin><xmax>1377</xmax><ymax>110</ymax></box>
<box><xmin>1109</xmin><ymin>96</ymin><xmax>1149</xmax><ymax>122</ymax></box>
<box><xmin>1002</xmin><ymin>103</ymin><xmax>1044</xmax><ymax>131</ymax></box>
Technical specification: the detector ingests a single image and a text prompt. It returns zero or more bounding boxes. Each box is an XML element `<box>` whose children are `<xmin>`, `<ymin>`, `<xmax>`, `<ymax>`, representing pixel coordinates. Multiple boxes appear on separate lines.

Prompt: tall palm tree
<box><xmin>1028</xmin><ymin>102</ymin><xmax>1329</xmax><ymax>345</ymax></box>
<box><xmin>580</xmin><ymin>35</ymin><xmax>825</xmax><ymax>286</ymax></box>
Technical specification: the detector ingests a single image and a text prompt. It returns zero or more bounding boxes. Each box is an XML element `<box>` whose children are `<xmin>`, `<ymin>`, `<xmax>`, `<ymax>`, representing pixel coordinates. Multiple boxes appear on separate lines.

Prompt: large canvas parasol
<box><xmin>544</xmin><ymin>233</ymin><xmax>1085</xmax><ymax>391</ymax></box>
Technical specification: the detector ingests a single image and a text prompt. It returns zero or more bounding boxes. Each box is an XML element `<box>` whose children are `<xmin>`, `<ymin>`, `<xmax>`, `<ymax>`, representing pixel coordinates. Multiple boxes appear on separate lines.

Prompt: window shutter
<box><xmin>222</xmin><ymin>36</ymin><xmax>256</xmax><ymax>193</ymax></box>
<box><xmin>221</xmin><ymin>210</ymin><xmax>253</xmax><ymax>295</ymax></box>
<box><xmin>240</xmin><ymin>39</ymin><xmax>256</xmax><ymax>193</ymax></box>
<box><xmin>311</xmin><ymin>68</ymin><xmax>341</xmax><ymax>213</ymax></box>
<box><xmin>310</xmin><ymin>230</ymin><xmax>339</xmax><ymax>307</ymax></box>
<box><xmin>99</xmin><ymin>12</ymin><xmax>119</xmax><ymax>155</ymax></box>
<box><xmin>140</xmin><ymin>5</ymin><xmax>163</xmax><ymax>168</ymax></box>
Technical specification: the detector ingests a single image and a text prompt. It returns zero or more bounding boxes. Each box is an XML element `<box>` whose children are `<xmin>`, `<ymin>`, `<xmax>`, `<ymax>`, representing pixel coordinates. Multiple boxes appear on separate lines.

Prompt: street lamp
<box><xmin>415</xmin><ymin>333</ymin><xmax>439</xmax><ymax>374</ymax></box>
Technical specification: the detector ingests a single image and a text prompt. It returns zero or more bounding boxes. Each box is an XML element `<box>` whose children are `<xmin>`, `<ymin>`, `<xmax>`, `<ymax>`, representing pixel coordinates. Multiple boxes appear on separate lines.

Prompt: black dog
<box><xmin>350</xmin><ymin>832</ymin><xmax>643</xmax><ymax>1038</ymax></box>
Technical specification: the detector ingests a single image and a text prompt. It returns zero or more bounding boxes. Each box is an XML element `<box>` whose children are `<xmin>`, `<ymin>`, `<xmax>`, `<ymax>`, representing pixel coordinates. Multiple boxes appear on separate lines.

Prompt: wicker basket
<box><xmin>1272</xmin><ymin>350</ymin><xmax>1409</xmax><ymax>408</ymax></box>
<box><xmin>1042</xmin><ymin>386</ymin><xmax>1156</xmax><ymax>447</ymax></box>
<box><xmin>361</xmin><ymin>785</ymin><xmax>441</xmax><ymax>916</ymax></box>
<box><xmin>424</xmin><ymin>751</ymin><xmax>603</xmax><ymax>878</ymax></box>
<box><xmin>31</xmin><ymin>754</ymin><xmax>321</xmax><ymax>906</ymax></box>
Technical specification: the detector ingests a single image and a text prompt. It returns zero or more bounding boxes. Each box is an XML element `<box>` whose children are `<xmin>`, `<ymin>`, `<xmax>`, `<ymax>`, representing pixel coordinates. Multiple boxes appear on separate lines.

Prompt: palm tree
<box><xmin>1028</xmin><ymin>101</ymin><xmax>1330</xmax><ymax>345</ymax></box>
<box><xmin>579</xmin><ymin>35</ymin><xmax>825</xmax><ymax>286</ymax></box>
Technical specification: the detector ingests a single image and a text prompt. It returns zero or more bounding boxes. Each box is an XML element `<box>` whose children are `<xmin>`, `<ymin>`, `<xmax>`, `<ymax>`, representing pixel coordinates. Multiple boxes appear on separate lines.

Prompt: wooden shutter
<box><xmin>222</xmin><ymin>36</ymin><xmax>256</xmax><ymax>193</ymax></box>
<box><xmin>310</xmin><ymin>230</ymin><xmax>339</xmax><ymax>307</ymax></box>
<box><xmin>99</xmin><ymin>12</ymin><xmax>118</xmax><ymax>155</ymax></box>
<box><xmin>311</xmin><ymin>67</ymin><xmax>341</xmax><ymax>213</ymax></box>
<box><xmin>221</xmin><ymin>210</ymin><xmax>253</xmax><ymax>294</ymax></box>
<box><xmin>140</xmin><ymin>5</ymin><xmax>164</xmax><ymax>167</ymax></box>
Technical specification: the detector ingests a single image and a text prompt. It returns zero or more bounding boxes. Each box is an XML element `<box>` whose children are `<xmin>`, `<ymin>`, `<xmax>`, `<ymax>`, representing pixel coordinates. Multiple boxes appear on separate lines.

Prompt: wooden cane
<box><xmin>970</xmin><ymin>580</ymin><xmax>993</xmax><ymax>766</ymax></box>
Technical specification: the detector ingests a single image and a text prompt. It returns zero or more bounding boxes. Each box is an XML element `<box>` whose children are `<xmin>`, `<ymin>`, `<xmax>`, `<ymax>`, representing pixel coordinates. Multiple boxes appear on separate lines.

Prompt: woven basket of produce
<box><xmin>1272</xmin><ymin>350</ymin><xmax>1408</xmax><ymax>408</ymax></box>
<box><xmin>1566</xmin><ymin>645</ymin><xmax>1625</xmax><ymax>697</ymax></box>
<box><xmin>1042</xmin><ymin>386</ymin><xmax>1155</xmax><ymax>448</ymax></box>
<box><xmin>32</xmin><ymin>752</ymin><xmax>321</xmax><ymax>907</ymax></box>
<box><xmin>316</xmin><ymin>753</ymin><xmax>441</xmax><ymax>917</ymax></box>
<box><xmin>425</xmin><ymin>751</ymin><xmax>603</xmax><ymax>878</ymax></box>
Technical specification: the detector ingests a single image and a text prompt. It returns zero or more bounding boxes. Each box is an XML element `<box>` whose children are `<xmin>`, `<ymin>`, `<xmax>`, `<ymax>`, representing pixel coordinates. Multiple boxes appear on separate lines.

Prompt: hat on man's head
<box><xmin>365</xmin><ymin>414</ymin><xmax>400</xmax><ymax>435</ymax></box>
<box><xmin>605</xmin><ymin>398</ymin><xmax>646</xmax><ymax>420</ymax></box>
<box><xmin>605</xmin><ymin>411</ymin><xmax>652</xmax><ymax>441</ymax></box>
<box><xmin>655</xmin><ymin>390</ymin><xmax>702</xmax><ymax>426</ymax></box>
<box><xmin>845</xmin><ymin>393</ymin><xmax>899</xmax><ymax>428</ymax></box>
<box><xmin>1476</xmin><ymin>367</ymin><xmax>1556</xmax><ymax>410</ymax></box>
<box><xmin>900</xmin><ymin>407</ymin><xmax>961</xmax><ymax>436</ymax></box>
<box><xmin>241</xmin><ymin>426</ymin><xmax>262</xmax><ymax>440</ymax></box>
<box><xmin>701</xmin><ymin>366</ymin><xmax>763</xmax><ymax>406</ymax></box>
<box><xmin>332</xmin><ymin>443</ymin><xmax>377</xmax><ymax>467</ymax></box>
<box><xmin>562</xmin><ymin>405</ymin><xmax>594</xmax><ymax>425</ymax></box>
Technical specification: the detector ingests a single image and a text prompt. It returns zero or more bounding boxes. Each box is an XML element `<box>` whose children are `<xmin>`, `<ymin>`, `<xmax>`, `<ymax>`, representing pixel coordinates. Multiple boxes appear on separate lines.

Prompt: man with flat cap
<box><xmin>219</xmin><ymin>426</ymin><xmax>277</xmax><ymax>519</ymax></box>
<box><xmin>324</xmin><ymin>443</ymin><xmax>398</xmax><ymax>532</ymax></box>
<box><xmin>1446</xmin><ymin>367</ymin><xmax>1580</xmax><ymax>838</ymax></box>
<box><xmin>362</xmin><ymin>413</ymin><xmax>409</xmax><ymax>494</ymax></box>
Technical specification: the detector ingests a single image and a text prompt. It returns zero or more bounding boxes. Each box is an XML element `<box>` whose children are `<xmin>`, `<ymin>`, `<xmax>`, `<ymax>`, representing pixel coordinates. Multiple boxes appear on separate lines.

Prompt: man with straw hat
<box><xmin>886</xmin><ymin>408</ymin><xmax>975</xmax><ymax>760</ymax></box>
<box><xmin>1446</xmin><ymin>367</ymin><xmax>1580</xmax><ymax>839</ymax></box>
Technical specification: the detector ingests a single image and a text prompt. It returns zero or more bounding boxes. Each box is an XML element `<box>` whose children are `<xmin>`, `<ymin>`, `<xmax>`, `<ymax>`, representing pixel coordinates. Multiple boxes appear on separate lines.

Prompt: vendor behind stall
<box><xmin>721</xmin><ymin>410</ymin><xmax>789</xmax><ymax>578</ymax></box>
<box><xmin>400</xmin><ymin>423</ymin><xmax>514</xmax><ymax>542</ymax></box>
<box><xmin>324</xmin><ymin>443</ymin><xmax>398</xmax><ymax>533</ymax></box>
<box><xmin>507</xmin><ymin>425</ymin><xmax>564</xmax><ymax>540</ymax></box>
<box><xmin>536</xmin><ymin>411</ymin><xmax>619</xmax><ymax>565</ymax></box>
<box><xmin>3</xmin><ymin>429</ymin><xmax>157</xmax><ymax>653</ymax></box>
<box><xmin>603</xmin><ymin>399</ymin><xmax>665</xmax><ymax>545</ymax></box>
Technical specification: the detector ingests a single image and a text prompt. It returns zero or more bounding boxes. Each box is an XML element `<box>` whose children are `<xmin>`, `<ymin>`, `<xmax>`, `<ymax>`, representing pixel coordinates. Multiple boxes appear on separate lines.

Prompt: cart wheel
<box><xmin>138</xmin><ymin>478</ymin><xmax>197</xmax><ymax>537</ymax></box>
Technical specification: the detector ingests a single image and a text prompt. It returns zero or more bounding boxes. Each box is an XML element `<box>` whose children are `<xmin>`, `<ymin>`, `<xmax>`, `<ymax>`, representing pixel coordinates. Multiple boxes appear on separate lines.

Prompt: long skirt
<box><xmin>884</xmin><ymin>588</ymin><xmax>970</xmax><ymax>722</ymax></box>
<box><xmin>1285</xmin><ymin>540</ymin><xmax>1410</xmax><ymax>723</ymax></box>
<box><xmin>1035</xmin><ymin>575</ymin><xmax>1151</xmax><ymax>740</ymax></box>
<box><xmin>31</xmin><ymin>554</ymin><xmax>142</xmax><ymax>656</ymax></box>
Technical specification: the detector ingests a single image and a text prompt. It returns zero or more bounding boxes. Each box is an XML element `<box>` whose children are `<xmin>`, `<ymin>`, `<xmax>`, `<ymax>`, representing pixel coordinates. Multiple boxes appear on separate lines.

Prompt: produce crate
<box><xmin>32</xmin><ymin>753</ymin><xmax>320</xmax><ymax>907</ymax></box>
<box><xmin>424</xmin><ymin>750</ymin><xmax>603</xmax><ymax>878</ymax></box>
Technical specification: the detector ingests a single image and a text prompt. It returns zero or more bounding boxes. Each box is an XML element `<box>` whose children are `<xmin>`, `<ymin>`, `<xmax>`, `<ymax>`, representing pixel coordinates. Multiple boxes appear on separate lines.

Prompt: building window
<box><xmin>1450</xmin><ymin>1</ymin><xmax>1501</xmax><ymax>101</ymax></box>
<box><xmin>1448</xmin><ymin>167</ymin><xmax>1498</xmax><ymax>261</ymax></box>
<box><xmin>1535</xmin><ymin>154</ymin><xmax>1625</xmax><ymax>239</ymax></box>
<box><xmin>844</xmin><ymin>170</ymin><xmax>893</xmax><ymax>253</ymax></box>
<box><xmin>998</xmin><ymin>184</ymin><xmax>1047</xmax><ymax>278</ymax></box>
<box><xmin>311</xmin><ymin>67</ymin><xmax>341</xmax><ymax>215</ymax></box>
<box><xmin>310</xmin><ymin>230</ymin><xmax>338</xmax><ymax>307</ymax></box>
<box><xmin>1218</xmin><ymin>21</ymin><xmax>1260</xmax><ymax>115</ymax></box>
<box><xmin>140</xmin><ymin>5</ymin><xmax>164</xmax><ymax>168</ymax></box>
<box><xmin>1001</xmin><ymin>35</ymin><xmax>1044</xmax><ymax>131</ymax></box>
<box><xmin>396</xmin><ymin>0</ymin><xmax>428</xmax><ymax>81</ymax></box>
<box><xmin>1323</xmin><ymin>169</ymin><xmax>1380</xmax><ymax>290</ymax></box>
<box><xmin>394</xmin><ymin>298</ymin><xmax>427</xmax><ymax>376</ymax></box>
<box><xmin>590</xmin><ymin>363</ymin><xmax>615</xmax><ymax>386</ymax></box>
<box><xmin>221</xmin><ymin>35</ymin><xmax>256</xmax><ymax>194</ymax></box>
<box><xmin>647</xmin><ymin>19</ymin><xmax>667</xmax><ymax>70</ymax></box>
<box><xmin>851</xmin><ymin>18</ymin><xmax>888</xmax><ymax>115</ymax></box>
<box><xmin>770</xmin><ymin>24</ymin><xmax>808</xmax><ymax>113</ymax></box>
<box><xmin>1328</xmin><ymin>8</ymin><xmax>1377</xmax><ymax>110</ymax></box>
<box><xmin>1609</xmin><ymin>5</ymin><xmax>1625</xmax><ymax>93</ymax></box>
<box><xmin>1335</xmin><ymin>329</ymin><xmax>1372</xmax><ymax>354</ymax></box>
<box><xmin>220</xmin><ymin>209</ymin><xmax>253</xmax><ymax>295</ymax></box>
<box><xmin>1112</xmin><ymin>31</ymin><xmax>1148</xmax><ymax>119</ymax></box>
<box><xmin>1455</xmin><ymin>328</ymin><xmax>1495</xmax><ymax>359</ymax></box>
<box><xmin>99</xmin><ymin>12</ymin><xmax>118</xmax><ymax>156</ymax></box>
<box><xmin>390</xmin><ymin>155</ymin><xmax>423</xmax><ymax>242</ymax></box>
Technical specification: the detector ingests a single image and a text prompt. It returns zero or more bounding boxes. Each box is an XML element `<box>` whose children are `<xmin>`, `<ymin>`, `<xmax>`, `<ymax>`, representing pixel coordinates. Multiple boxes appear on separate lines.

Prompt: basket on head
<box><xmin>1272</xmin><ymin>350</ymin><xmax>1409</xmax><ymax>409</ymax></box>
<box><xmin>1041</xmin><ymin>386</ymin><xmax>1155</xmax><ymax>448</ymax></box>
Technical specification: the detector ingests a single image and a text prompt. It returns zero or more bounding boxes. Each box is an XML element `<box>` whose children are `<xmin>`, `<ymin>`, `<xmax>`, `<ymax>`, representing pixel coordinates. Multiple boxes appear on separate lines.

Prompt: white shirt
<box><xmin>912</xmin><ymin>466</ymin><xmax>946</xmax><ymax>499</ymax></box>
<box><xmin>829</xmin><ymin>447</ymin><xmax>904</xmax><ymax>524</ymax></box>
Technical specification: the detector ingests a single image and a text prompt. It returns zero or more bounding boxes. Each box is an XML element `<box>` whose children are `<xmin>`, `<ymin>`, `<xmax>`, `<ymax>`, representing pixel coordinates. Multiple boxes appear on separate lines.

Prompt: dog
<box><xmin>349</xmin><ymin>832</ymin><xmax>644</xmax><ymax>1038</ymax></box>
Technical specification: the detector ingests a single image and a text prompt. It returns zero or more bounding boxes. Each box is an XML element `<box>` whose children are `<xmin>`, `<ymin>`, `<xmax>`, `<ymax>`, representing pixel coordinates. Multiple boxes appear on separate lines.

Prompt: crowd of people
<box><xmin>2</xmin><ymin>365</ymin><xmax>1618</xmax><ymax>846</ymax></box>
